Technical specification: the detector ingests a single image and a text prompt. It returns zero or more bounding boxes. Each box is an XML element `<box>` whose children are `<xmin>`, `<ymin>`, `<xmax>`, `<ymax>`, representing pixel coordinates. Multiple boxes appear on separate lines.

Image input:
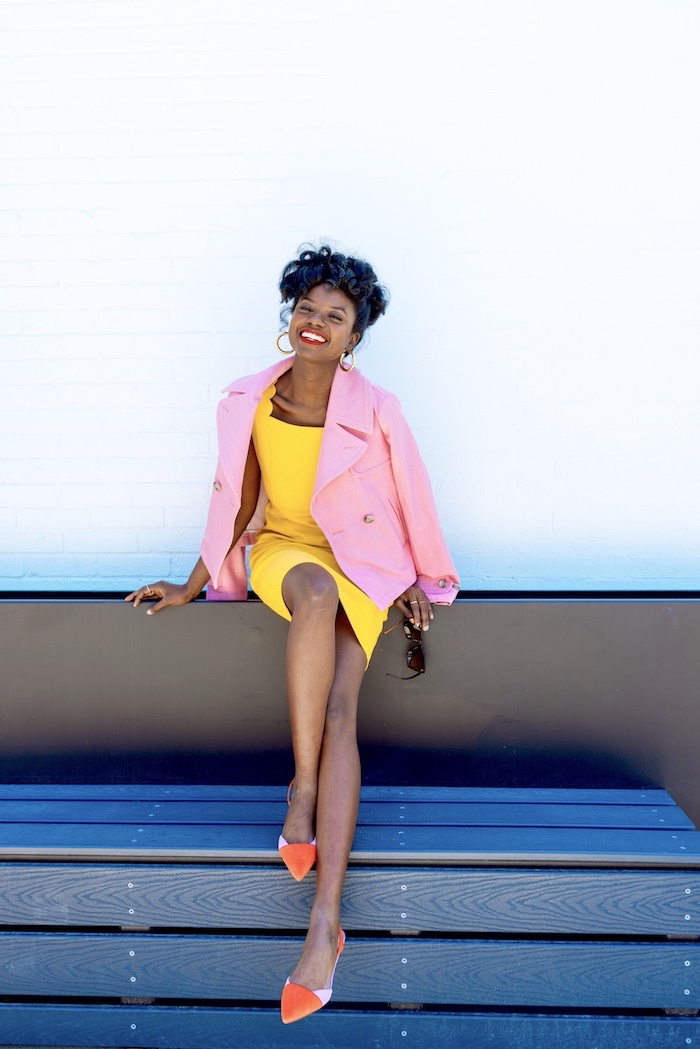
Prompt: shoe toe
<box><xmin>278</xmin><ymin>840</ymin><xmax>317</xmax><ymax>881</ymax></box>
<box><xmin>280</xmin><ymin>980</ymin><xmax>323</xmax><ymax>1024</ymax></box>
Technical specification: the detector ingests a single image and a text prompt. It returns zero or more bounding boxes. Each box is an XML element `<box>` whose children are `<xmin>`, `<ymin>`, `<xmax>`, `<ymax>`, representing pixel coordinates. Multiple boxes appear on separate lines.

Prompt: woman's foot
<box><xmin>281</xmin><ymin>780</ymin><xmax>316</xmax><ymax>847</ymax></box>
<box><xmin>288</xmin><ymin>917</ymin><xmax>341</xmax><ymax>993</ymax></box>
<box><xmin>281</xmin><ymin>921</ymin><xmax>345</xmax><ymax>1024</ymax></box>
<box><xmin>278</xmin><ymin>780</ymin><xmax>317</xmax><ymax>880</ymax></box>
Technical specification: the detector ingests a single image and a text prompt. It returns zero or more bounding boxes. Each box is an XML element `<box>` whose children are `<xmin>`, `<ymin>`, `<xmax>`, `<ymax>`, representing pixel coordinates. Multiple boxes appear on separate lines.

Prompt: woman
<box><xmin>127</xmin><ymin>245</ymin><xmax>459</xmax><ymax>1023</ymax></box>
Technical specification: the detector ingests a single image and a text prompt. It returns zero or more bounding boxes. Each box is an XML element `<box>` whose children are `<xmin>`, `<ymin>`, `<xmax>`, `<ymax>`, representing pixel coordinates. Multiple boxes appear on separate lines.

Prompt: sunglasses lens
<box><xmin>407</xmin><ymin>643</ymin><xmax>424</xmax><ymax>674</ymax></box>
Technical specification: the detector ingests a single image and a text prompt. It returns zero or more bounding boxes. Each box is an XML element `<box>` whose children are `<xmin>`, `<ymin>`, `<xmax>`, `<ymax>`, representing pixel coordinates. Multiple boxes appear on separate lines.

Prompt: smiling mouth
<box><xmin>299</xmin><ymin>330</ymin><xmax>327</xmax><ymax>344</ymax></box>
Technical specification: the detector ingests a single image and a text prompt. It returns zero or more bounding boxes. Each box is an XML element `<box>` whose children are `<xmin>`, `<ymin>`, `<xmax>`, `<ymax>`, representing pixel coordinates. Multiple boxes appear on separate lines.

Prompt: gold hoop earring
<box><xmin>339</xmin><ymin>349</ymin><xmax>356</xmax><ymax>372</ymax></box>
<box><xmin>276</xmin><ymin>331</ymin><xmax>294</xmax><ymax>355</ymax></box>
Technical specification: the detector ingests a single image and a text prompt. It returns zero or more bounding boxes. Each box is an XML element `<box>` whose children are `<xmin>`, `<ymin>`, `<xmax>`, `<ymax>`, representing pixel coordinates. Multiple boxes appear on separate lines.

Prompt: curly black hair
<box><xmin>279</xmin><ymin>244</ymin><xmax>389</xmax><ymax>341</ymax></box>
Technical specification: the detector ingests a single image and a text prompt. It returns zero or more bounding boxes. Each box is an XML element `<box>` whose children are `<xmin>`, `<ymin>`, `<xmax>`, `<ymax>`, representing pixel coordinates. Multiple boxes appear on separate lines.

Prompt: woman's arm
<box><xmin>126</xmin><ymin>439</ymin><xmax>261</xmax><ymax>614</ymax></box>
<box><xmin>378</xmin><ymin>393</ymin><xmax>460</xmax><ymax>606</ymax></box>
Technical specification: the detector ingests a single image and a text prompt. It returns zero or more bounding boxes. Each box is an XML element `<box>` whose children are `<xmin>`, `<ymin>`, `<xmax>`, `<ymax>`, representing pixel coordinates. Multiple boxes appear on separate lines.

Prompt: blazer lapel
<box><xmin>216</xmin><ymin>359</ymin><xmax>292</xmax><ymax>488</ymax></box>
<box><xmin>314</xmin><ymin>367</ymin><xmax>374</xmax><ymax>495</ymax></box>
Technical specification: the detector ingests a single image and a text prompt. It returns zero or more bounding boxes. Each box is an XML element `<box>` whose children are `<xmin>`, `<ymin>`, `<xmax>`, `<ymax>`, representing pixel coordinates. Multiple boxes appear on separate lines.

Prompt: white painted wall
<box><xmin>2</xmin><ymin>0</ymin><xmax>699</xmax><ymax>592</ymax></box>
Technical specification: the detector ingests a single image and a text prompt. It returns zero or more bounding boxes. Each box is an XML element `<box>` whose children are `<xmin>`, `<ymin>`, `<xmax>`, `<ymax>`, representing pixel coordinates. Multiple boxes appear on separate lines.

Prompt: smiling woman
<box><xmin>125</xmin><ymin>243</ymin><xmax>459</xmax><ymax>1024</ymax></box>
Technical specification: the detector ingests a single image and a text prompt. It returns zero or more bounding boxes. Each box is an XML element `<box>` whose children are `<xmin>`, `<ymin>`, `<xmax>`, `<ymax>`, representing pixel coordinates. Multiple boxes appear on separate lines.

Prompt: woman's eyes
<box><xmin>297</xmin><ymin>304</ymin><xmax>344</xmax><ymax>323</ymax></box>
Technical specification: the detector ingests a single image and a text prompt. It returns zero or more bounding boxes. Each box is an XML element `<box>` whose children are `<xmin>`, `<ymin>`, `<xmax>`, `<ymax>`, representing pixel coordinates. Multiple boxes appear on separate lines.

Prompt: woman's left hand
<box><xmin>394</xmin><ymin>585</ymin><xmax>433</xmax><ymax>631</ymax></box>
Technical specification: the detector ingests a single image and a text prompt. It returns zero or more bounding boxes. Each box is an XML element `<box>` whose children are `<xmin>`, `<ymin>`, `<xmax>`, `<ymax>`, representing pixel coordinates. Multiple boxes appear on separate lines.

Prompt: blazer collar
<box><xmin>222</xmin><ymin>358</ymin><xmax>374</xmax><ymax>435</ymax></box>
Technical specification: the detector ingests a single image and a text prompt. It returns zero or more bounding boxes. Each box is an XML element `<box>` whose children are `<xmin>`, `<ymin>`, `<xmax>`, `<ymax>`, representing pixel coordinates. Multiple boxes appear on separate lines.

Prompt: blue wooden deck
<box><xmin>0</xmin><ymin>784</ymin><xmax>698</xmax><ymax>1047</ymax></box>
<box><xmin>0</xmin><ymin>784</ymin><xmax>697</xmax><ymax>866</ymax></box>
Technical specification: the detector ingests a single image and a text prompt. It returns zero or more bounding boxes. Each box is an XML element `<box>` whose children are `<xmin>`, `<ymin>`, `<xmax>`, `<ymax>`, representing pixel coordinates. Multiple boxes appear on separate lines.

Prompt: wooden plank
<box><xmin>0</xmin><ymin>1005</ymin><xmax>697</xmax><ymax>1049</ymax></box>
<box><xmin>0</xmin><ymin>933</ymin><xmax>697</xmax><ymax>1008</ymax></box>
<box><xmin>0</xmin><ymin>799</ymin><xmax>691</xmax><ymax>829</ymax></box>
<box><xmin>0</xmin><ymin>864</ymin><xmax>698</xmax><ymax>935</ymax></box>
<box><xmin>2</xmin><ymin>821</ymin><xmax>698</xmax><ymax>865</ymax></box>
<box><xmin>351</xmin><ymin>823</ymin><xmax>700</xmax><ymax>866</ymax></box>
<box><xmin>0</xmin><ymin>784</ymin><xmax>678</xmax><ymax>806</ymax></box>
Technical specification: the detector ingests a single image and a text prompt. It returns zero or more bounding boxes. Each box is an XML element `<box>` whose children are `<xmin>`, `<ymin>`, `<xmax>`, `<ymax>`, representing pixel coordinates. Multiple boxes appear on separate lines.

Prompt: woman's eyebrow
<box><xmin>301</xmin><ymin>297</ymin><xmax>348</xmax><ymax>314</ymax></box>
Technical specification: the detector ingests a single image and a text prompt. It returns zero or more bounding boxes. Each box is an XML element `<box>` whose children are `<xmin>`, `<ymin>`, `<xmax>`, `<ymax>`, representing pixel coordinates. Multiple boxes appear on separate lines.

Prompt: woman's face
<box><xmin>289</xmin><ymin>283</ymin><xmax>359</xmax><ymax>364</ymax></box>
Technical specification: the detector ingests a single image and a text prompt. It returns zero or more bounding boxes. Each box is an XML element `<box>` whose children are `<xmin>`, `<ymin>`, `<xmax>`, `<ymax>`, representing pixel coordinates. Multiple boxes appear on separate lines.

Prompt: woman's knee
<box><xmin>283</xmin><ymin>563</ymin><xmax>339</xmax><ymax>617</ymax></box>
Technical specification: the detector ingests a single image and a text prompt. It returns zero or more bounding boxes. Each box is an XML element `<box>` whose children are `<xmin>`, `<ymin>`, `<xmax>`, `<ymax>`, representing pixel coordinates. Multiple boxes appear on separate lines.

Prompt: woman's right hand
<box><xmin>125</xmin><ymin>581</ymin><xmax>194</xmax><ymax>615</ymax></box>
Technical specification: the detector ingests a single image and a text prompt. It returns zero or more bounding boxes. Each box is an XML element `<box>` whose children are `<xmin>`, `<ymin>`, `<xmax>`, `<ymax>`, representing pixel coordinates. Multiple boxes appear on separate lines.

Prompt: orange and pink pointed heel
<box><xmin>278</xmin><ymin>781</ymin><xmax>316</xmax><ymax>882</ymax></box>
<box><xmin>280</xmin><ymin>928</ymin><xmax>345</xmax><ymax>1024</ymax></box>
<box><xmin>277</xmin><ymin>834</ymin><xmax>317</xmax><ymax>881</ymax></box>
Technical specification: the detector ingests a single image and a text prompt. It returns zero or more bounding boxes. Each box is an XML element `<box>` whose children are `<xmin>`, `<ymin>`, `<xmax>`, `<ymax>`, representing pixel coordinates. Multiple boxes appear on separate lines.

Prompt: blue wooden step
<box><xmin>0</xmin><ymin>863</ymin><xmax>697</xmax><ymax>935</ymax></box>
<box><xmin>0</xmin><ymin>1004</ymin><xmax>697</xmax><ymax>1049</ymax></box>
<box><xmin>0</xmin><ymin>785</ymin><xmax>697</xmax><ymax>865</ymax></box>
<box><xmin>0</xmin><ymin>798</ymin><xmax>691</xmax><ymax>828</ymax></box>
<box><xmin>0</xmin><ymin>818</ymin><xmax>698</xmax><ymax>865</ymax></box>
<box><xmin>0</xmin><ymin>932</ymin><xmax>697</xmax><ymax>1009</ymax></box>
<box><xmin>0</xmin><ymin>785</ymin><xmax>678</xmax><ymax>804</ymax></box>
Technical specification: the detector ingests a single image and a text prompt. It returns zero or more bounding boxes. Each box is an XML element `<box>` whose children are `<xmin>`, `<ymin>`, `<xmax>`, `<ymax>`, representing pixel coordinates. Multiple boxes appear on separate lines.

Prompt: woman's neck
<box><xmin>272</xmin><ymin>359</ymin><xmax>336</xmax><ymax>426</ymax></box>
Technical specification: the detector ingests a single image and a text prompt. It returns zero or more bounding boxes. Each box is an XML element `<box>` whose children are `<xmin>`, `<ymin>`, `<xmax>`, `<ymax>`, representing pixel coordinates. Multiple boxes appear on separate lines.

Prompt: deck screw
<box><xmin>401</xmin><ymin>885</ymin><xmax>407</xmax><ymax>891</ymax></box>
<box><xmin>127</xmin><ymin>883</ymin><xmax>134</xmax><ymax>889</ymax></box>
<box><xmin>686</xmin><ymin>961</ymin><xmax>691</xmax><ymax>966</ymax></box>
<box><xmin>402</xmin><ymin>958</ymin><xmax>407</xmax><ymax>964</ymax></box>
<box><xmin>131</xmin><ymin>977</ymin><xmax>137</xmax><ymax>983</ymax></box>
<box><xmin>401</xmin><ymin>913</ymin><xmax>407</xmax><ymax>918</ymax></box>
<box><xmin>686</xmin><ymin>915</ymin><xmax>691</xmax><ymax>920</ymax></box>
<box><xmin>401</xmin><ymin>982</ymin><xmax>407</xmax><ymax>989</ymax></box>
<box><xmin>131</xmin><ymin>1025</ymin><xmax>137</xmax><ymax>1031</ymax></box>
<box><xmin>129</xmin><ymin>909</ymin><xmax>135</xmax><ymax>915</ymax></box>
<box><xmin>686</xmin><ymin>889</ymin><xmax>692</xmax><ymax>894</ymax></box>
<box><xmin>685</xmin><ymin>989</ymin><xmax>690</xmax><ymax>995</ymax></box>
<box><xmin>130</xmin><ymin>951</ymin><xmax>135</xmax><ymax>957</ymax></box>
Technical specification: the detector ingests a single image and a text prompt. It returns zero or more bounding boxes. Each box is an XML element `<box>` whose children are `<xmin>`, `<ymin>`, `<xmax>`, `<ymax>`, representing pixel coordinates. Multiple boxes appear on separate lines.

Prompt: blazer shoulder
<box><xmin>371</xmin><ymin>384</ymin><xmax>408</xmax><ymax>430</ymax></box>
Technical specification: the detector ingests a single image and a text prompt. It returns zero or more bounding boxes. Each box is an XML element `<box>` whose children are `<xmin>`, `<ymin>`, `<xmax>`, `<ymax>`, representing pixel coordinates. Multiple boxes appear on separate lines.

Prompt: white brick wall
<box><xmin>2</xmin><ymin>0</ymin><xmax>700</xmax><ymax>591</ymax></box>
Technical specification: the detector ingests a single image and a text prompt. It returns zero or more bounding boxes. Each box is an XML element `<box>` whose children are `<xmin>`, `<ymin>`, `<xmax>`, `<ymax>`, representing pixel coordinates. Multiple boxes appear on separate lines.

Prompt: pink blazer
<box><xmin>201</xmin><ymin>358</ymin><xmax>460</xmax><ymax>609</ymax></box>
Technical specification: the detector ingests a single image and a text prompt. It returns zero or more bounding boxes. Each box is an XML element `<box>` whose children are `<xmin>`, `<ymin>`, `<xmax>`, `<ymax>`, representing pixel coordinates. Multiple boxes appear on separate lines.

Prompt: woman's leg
<box><xmin>288</xmin><ymin>605</ymin><xmax>366</xmax><ymax>992</ymax></box>
<box><xmin>280</xmin><ymin>563</ymin><xmax>340</xmax><ymax>848</ymax></box>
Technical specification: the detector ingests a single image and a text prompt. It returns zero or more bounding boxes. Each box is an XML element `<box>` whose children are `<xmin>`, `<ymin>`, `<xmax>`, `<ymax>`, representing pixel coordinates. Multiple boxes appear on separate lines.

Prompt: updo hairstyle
<box><xmin>279</xmin><ymin>244</ymin><xmax>389</xmax><ymax>341</ymax></box>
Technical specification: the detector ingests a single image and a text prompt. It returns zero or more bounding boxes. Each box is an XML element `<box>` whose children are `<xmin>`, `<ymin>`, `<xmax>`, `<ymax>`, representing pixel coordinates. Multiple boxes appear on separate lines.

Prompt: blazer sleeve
<box><xmin>378</xmin><ymin>393</ymin><xmax>460</xmax><ymax>604</ymax></box>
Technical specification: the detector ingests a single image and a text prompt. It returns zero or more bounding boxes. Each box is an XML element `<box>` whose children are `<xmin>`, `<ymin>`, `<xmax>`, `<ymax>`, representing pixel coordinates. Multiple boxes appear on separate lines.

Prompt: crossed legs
<box><xmin>280</xmin><ymin>562</ymin><xmax>367</xmax><ymax>992</ymax></box>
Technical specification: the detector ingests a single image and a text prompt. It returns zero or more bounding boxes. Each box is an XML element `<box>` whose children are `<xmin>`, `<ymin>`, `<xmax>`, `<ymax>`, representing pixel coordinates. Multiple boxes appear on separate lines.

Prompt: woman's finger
<box><xmin>125</xmin><ymin>584</ymin><xmax>158</xmax><ymax>607</ymax></box>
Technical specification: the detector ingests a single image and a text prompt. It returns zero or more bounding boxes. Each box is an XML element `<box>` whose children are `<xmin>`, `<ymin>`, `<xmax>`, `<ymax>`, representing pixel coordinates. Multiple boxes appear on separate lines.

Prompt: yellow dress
<box><xmin>249</xmin><ymin>384</ymin><xmax>388</xmax><ymax>665</ymax></box>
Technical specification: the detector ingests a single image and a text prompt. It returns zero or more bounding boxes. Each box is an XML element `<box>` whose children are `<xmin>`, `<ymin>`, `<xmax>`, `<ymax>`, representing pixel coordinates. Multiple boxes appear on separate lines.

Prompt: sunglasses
<box><xmin>384</xmin><ymin>618</ymin><xmax>425</xmax><ymax>680</ymax></box>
